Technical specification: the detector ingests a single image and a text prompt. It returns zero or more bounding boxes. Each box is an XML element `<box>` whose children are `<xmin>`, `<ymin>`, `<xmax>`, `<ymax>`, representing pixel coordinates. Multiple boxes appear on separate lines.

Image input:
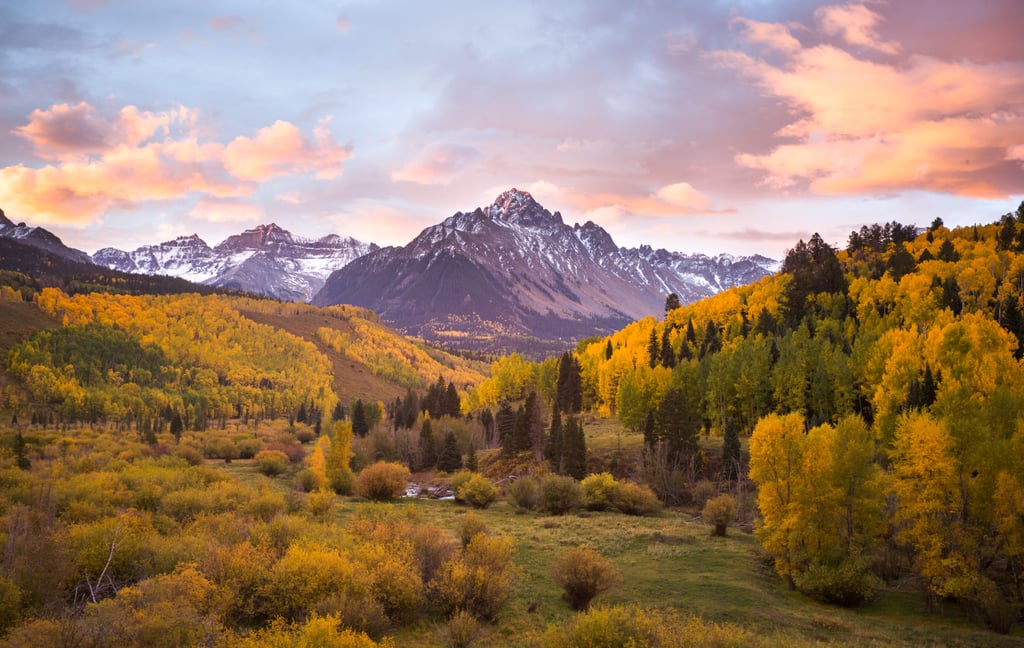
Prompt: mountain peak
<box><xmin>0</xmin><ymin>208</ymin><xmax>10</xmax><ymax>228</ymax></box>
<box><xmin>486</xmin><ymin>188</ymin><xmax>563</xmax><ymax>229</ymax></box>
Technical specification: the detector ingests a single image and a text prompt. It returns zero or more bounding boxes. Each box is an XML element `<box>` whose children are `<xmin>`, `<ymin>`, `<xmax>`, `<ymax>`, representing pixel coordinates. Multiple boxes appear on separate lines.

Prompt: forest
<box><xmin>1</xmin><ymin>205</ymin><xmax>1023</xmax><ymax>645</ymax></box>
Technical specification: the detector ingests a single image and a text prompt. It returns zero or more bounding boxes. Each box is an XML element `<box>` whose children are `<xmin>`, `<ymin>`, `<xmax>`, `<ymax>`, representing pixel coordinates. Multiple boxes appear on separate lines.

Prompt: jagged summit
<box><xmin>486</xmin><ymin>188</ymin><xmax>564</xmax><ymax>229</ymax></box>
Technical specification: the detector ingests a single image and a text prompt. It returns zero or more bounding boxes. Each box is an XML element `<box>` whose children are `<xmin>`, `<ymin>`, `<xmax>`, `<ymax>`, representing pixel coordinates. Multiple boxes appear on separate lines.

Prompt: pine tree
<box><xmin>419</xmin><ymin>417</ymin><xmax>437</xmax><ymax>470</ymax></box>
<box><xmin>563</xmin><ymin>416</ymin><xmax>587</xmax><ymax>479</ymax></box>
<box><xmin>665</xmin><ymin>293</ymin><xmax>681</xmax><ymax>314</ymax></box>
<box><xmin>14</xmin><ymin>432</ymin><xmax>30</xmax><ymax>470</ymax></box>
<box><xmin>352</xmin><ymin>399</ymin><xmax>369</xmax><ymax>437</ymax></box>
<box><xmin>170</xmin><ymin>411</ymin><xmax>184</xmax><ymax>441</ymax></box>
<box><xmin>332</xmin><ymin>401</ymin><xmax>346</xmax><ymax>422</ymax></box>
<box><xmin>445</xmin><ymin>382</ymin><xmax>461</xmax><ymax>417</ymax></box>
<box><xmin>656</xmin><ymin>386</ymin><xmax>699</xmax><ymax>465</ymax></box>
<box><xmin>437</xmin><ymin>431</ymin><xmax>463</xmax><ymax>472</ymax></box>
<box><xmin>642</xmin><ymin>409</ymin><xmax>656</xmax><ymax>449</ymax></box>
<box><xmin>556</xmin><ymin>352</ymin><xmax>583</xmax><ymax>414</ymax></box>
<box><xmin>660</xmin><ymin>327</ymin><xmax>676</xmax><ymax>368</ymax></box>
<box><xmin>604</xmin><ymin>339</ymin><xmax>613</xmax><ymax>360</ymax></box>
<box><xmin>480</xmin><ymin>408</ymin><xmax>495</xmax><ymax>444</ymax></box>
<box><xmin>545</xmin><ymin>408</ymin><xmax>564</xmax><ymax>472</ymax></box>
<box><xmin>497</xmin><ymin>400</ymin><xmax>516</xmax><ymax>456</ymax></box>
<box><xmin>648</xmin><ymin>328</ymin><xmax>660</xmax><ymax>368</ymax></box>
<box><xmin>511</xmin><ymin>404</ymin><xmax>532</xmax><ymax>453</ymax></box>
<box><xmin>466</xmin><ymin>443</ymin><xmax>478</xmax><ymax>472</ymax></box>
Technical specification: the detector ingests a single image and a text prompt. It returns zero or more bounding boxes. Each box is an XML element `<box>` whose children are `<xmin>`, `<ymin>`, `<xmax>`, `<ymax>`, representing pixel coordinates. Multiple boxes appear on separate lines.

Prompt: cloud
<box><xmin>392</xmin><ymin>142</ymin><xmax>482</xmax><ymax>185</ymax></box>
<box><xmin>655</xmin><ymin>181</ymin><xmax>713</xmax><ymax>211</ymax></box>
<box><xmin>815</xmin><ymin>3</ymin><xmax>900</xmax><ymax>55</ymax></box>
<box><xmin>189</xmin><ymin>196</ymin><xmax>263</xmax><ymax>223</ymax></box>
<box><xmin>208</xmin><ymin>15</ymin><xmax>243</xmax><ymax>31</ymax></box>
<box><xmin>0</xmin><ymin>102</ymin><xmax>350</xmax><ymax>225</ymax></box>
<box><xmin>710</xmin><ymin>6</ymin><xmax>1024</xmax><ymax>199</ymax></box>
<box><xmin>336</xmin><ymin>16</ymin><xmax>350</xmax><ymax>33</ymax></box>
<box><xmin>729</xmin><ymin>16</ymin><xmax>802</xmax><ymax>53</ymax></box>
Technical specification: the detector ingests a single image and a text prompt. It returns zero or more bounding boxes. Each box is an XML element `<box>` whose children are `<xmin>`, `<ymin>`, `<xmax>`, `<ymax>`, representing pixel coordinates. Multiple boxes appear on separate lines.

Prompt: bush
<box><xmin>540</xmin><ymin>474</ymin><xmax>582</xmax><ymax>515</ymax></box>
<box><xmin>456</xmin><ymin>473</ymin><xmax>496</xmax><ymax>509</ymax></box>
<box><xmin>702</xmin><ymin>494</ymin><xmax>737</xmax><ymax>536</ymax></box>
<box><xmin>354</xmin><ymin>462</ymin><xmax>410</xmax><ymax>501</ymax></box>
<box><xmin>205</xmin><ymin>437</ymin><xmax>239</xmax><ymax>463</ymax></box>
<box><xmin>295</xmin><ymin>426</ymin><xmax>316</xmax><ymax>444</ymax></box>
<box><xmin>691</xmin><ymin>479</ymin><xmax>718</xmax><ymax>509</ymax></box>
<box><xmin>308</xmin><ymin>489</ymin><xmax>335</xmax><ymax>520</ymax></box>
<box><xmin>255</xmin><ymin>449</ymin><xmax>291</xmax><ymax>476</ymax></box>
<box><xmin>434</xmin><ymin>534</ymin><xmax>516</xmax><ymax>621</ymax></box>
<box><xmin>447</xmin><ymin>609</ymin><xmax>482</xmax><ymax>648</ymax></box>
<box><xmin>551</xmin><ymin>546</ymin><xmax>620</xmax><ymax>610</ymax></box>
<box><xmin>505</xmin><ymin>476</ymin><xmax>541</xmax><ymax>511</ymax></box>
<box><xmin>236</xmin><ymin>438</ymin><xmax>261</xmax><ymax>459</ymax></box>
<box><xmin>247</xmin><ymin>489</ymin><xmax>287</xmax><ymax>522</ymax></box>
<box><xmin>293</xmin><ymin>468</ymin><xmax>319</xmax><ymax>492</ymax></box>
<box><xmin>793</xmin><ymin>559</ymin><xmax>880</xmax><ymax>607</ymax></box>
<box><xmin>581</xmin><ymin>473</ymin><xmax>618</xmax><ymax>511</ymax></box>
<box><xmin>456</xmin><ymin>512</ymin><xmax>488</xmax><ymax>548</ymax></box>
<box><xmin>612</xmin><ymin>481</ymin><xmax>662</xmax><ymax>516</ymax></box>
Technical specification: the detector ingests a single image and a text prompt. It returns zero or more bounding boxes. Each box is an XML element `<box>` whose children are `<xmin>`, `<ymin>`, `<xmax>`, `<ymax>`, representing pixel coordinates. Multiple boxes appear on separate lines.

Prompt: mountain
<box><xmin>93</xmin><ymin>223</ymin><xmax>377</xmax><ymax>302</ymax></box>
<box><xmin>313</xmin><ymin>189</ymin><xmax>777</xmax><ymax>356</ymax></box>
<box><xmin>0</xmin><ymin>208</ymin><xmax>92</xmax><ymax>264</ymax></box>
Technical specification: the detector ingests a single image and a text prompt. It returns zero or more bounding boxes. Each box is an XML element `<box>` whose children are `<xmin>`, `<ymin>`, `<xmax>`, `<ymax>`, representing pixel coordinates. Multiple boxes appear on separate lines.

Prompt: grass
<box><xmin>220</xmin><ymin>454</ymin><xmax>1023</xmax><ymax>647</ymax></box>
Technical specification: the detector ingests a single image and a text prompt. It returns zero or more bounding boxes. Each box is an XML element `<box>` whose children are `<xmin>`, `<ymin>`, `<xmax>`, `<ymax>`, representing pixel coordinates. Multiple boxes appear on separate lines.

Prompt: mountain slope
<box><xmin>314</xmin><ymin>189</ymin><xmax>777</xmax><ymax>356</ymax></box>
<box><xmin>93</xmin><ymin>223</ymin><xmax>377</xmax><ymax>302</ymax></box>
<box><xmin>0</xmin><ymin>208</ymin><xmax>92</xmax><ymax>264</ymax></box>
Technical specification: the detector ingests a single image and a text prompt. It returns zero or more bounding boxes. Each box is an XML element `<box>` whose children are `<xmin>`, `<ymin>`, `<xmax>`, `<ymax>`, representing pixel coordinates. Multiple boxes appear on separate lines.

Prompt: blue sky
<box><xmin>1</xmin><ymin>0</ymin><xmax>1022</xmax><ymax>258</ymax></box>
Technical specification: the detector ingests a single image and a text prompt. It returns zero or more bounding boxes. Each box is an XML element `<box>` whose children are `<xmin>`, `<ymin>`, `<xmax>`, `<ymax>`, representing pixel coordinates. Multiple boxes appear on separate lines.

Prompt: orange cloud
<box><xmin>655</xmin><ymin>182</ymin><xmax>714</xmax><ymax>211</ymax></box>
<box><xmin>711</xmin><ymin>5</ymin><xmax>1024</xmax><ymax>198</ymax></box>
<box><xmin>189</xmin><ymin>196</ymin><xmax>264</xmax><ymax>223</ymax></box>
<box><xmin>729</xmin><ymin>15</ymin><xmax>801</xmax><ymax>53</ymax></box>
<box><xmin>0</xmin><ymin>103</ymin><xmax>350</xmax><ymax>225</ymax></box>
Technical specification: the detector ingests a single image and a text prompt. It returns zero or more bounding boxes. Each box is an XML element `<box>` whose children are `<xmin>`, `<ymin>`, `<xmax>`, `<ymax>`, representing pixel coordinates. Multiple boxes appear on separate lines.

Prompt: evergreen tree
<box><xmin>937</xmin><ymin>239</ymin><xmax>959</xmax><ymax>262</ymax></box>
<box><xmin>1002</xmin><ymin>297</ymin><xmax>1024</xmax><ymax>359</ymax></box>
<box><xmin>511</xmin><ymin>403</ymin><xmax>532</xmax><ymax>453</ymax></box>
<box><xmin>419</xmin><ymin>417</ymin><xmax>437</xmax><ymax>470</ymax></box>
<box><xmin>660</xmin><ymin>327</ymin><xmax>676</xmax><ymax>368</ymax></box>
<box><xmin>779</xmin><ymin>233</ymin><xmax>846</xmax><ymax>328</ymax></box>
<box><xmin>886</xmin><ymin>243</ymin><xmax>916</xmax><ymax>281</ymax></box>
<box><xmin>332</xmin><ymin>401</ymin><xmax>346</xmax><ymax>422</ymax></box>
<box><xmin>545</xmin><ymin>408</ymin><xmax>564</xmax><ymax>472</ymax></box>
<box><xmin>563</xmin><ymin>416</ymin><xmax>587</xmax><ymax>479</ymax></box>
<box><xmin>665</xmin><ymin>292</ymin><xmax>681</xmax><ymax>315</ymax></box>
<box><xmin>555</xmin><ymin>352</ymin><xmax>583</xmax><ymax>414</ymax></box>
<box><xmin>437</xmin><ymin>431</ymin><xmax>463</xmax><ymax>472</ymax></box>
<box><xmin>655</xmin><ymin>386</ymin><xmax>699</xmax><ymax>465</ymax></box>
<box><xmin>466</xmin><ymin>443</ymin><xmax>478</xmax><ymax>472</ymax></box>
<box><xmin>699</xmin><ymin>320</ymin><xmax>721</xmax><ymax>359</ymax></box>
<box><xmin>939</xmin><ymin>276</ymin><xmax>963</xmax><ymax>315</ymax></box>
<box><xmin>997</xmin><ymin>213</ymin><xmax>1017</xmax><ymax>250</ymax></box>
<box><xmin>14</xmin><ymin>432</ymin><xmax>30</xmax><ymax>470</ymax></box>
<box><xmin>497</xmin><ymin>400</ymin><xmax>516</xmax><ymax>456</ymax></box>
<box><xmin>604</xmin><ymin>339</ymin><xmax>613</xmax><ymax>360</ymax></box>
<box><xmin>685</xmin><ymin>317</ymin><xmax>697</xmax><ymax>344</ymax></box>
<box><xmin>480</xmin><ymin>408</ymin><xmax>495</xmax><ymax>445</ymax></box>
<box><xmin>647</xmin><ymin>328</ymin><xmax>660</xmax><ymax>368</ymax></box>
<box><xmin>444</xmin><ymin>382</ymin><xmax>461</xmax><ymax>417</ymax></box>
<box><xmin>352</xmin><ymin>399</ymin><xmax>369</xmax><ymax>437</ymax></box>
<box><xmin>170</xmin><ymin>411</ymin><xmax>184</xmax><ymax>441</ymax></box>
<box><xmin>296</xmin><ymin>402</ymin><xmax>308</xmax><ymax>424</ymax></box>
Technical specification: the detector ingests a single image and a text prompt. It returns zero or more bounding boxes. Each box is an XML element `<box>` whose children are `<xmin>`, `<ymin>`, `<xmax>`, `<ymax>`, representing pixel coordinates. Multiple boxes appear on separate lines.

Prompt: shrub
<box><xmin>702</xmin><ymin>494</ymin><xmax>737</xmax><ymax>536</ymax></box>
<box><xmin>293</xmin><ymin>468</ymin><xmax>319</xmax><ymax>492</ymax></box>
<box><xmin>794</xmin><ymin>559</ymin><xmax>880</xmax><ymax>607</ymax></box>
<box><xmin>354</xmin><ymin>462</ymin><xmax>410</xmax><ymax>501</ymax></box>
<box><xmin>247</xmin><ymin>489</ymin><xmax>287</xmax><ymax>522</ymax></box>
<box><xmin>613</xmin><ymin>481</ymin><xmax>662</xmax><ymax>516</ymax></box>
<box><xmin>456</xmin><ymin>513</ymin><xmax>488</xmax><ymax>549</ymax></box>
<box><xmin>540</xmin><ymin>474</ymin><xmax>582</xmax><ymax>515</ymax></box>
<box><xmin>205</xmin><ymin>437</ymin><xmax>239</xmax><ymax>463</ymax></box>
<box><xmin>409</xmin><ymin>524</ymin><xmax>457</xmax><ymax>583</ymax></box>
<box><xmin>434</xmin><ymin>534</ymin><xmax>516</xmax><ymax>621</ymax></box>
<box><xmin>551</xmin><ymin>546</ymin><xmax>620</xmax><ymax>611</ymax></box>
<box><xmin>263</xmin><ymin>441</ymin><xmax>306</xmax><ymax>463</ymax></box>
<box><xmin>456</xmin><ymin>473</ymin><xmax>496</xmax><ymax>509</ymax></box>
<box><xmin>173</xmin><ymin>445</ymin><xmax>204</xmax><ymax>466</ymax></box>
<box><xmin>236</xmin><ymin>438</ymin><xmax>261</xmax><ymax>459</ymax></box>
<box><xmin>449</xmin><ymin>470</ymin><xmax>473</xmax><ymax>496</ymax></box>
<box><xmin>307</xmin><ymin>489</ymin><xmax>335</xmax><ymax>520</ymax></box>
<box><xmin>581</xmin><ymin>473</ymin><xmax>618</xmax><ymax>511</ymax></box>
<box><xmin>255</xmin><ymin>449</ymin><xmax>291</xmax><ymax>476</ymax></box>
<box><xmin>505</xmin><ymin>476</ymin><xmax>541</xmax><ymax>511</ymax></box>
<box><xmin>295</xmin><ymin>426</ymin><xmax>316</xmax><ymax>444</ymax></box>
<box><xmin>691</xmin><ymin>479</ymin><xmax>718</xmax><ymax>509</ymax></box>
<box><xmin>447</xmin><ymin>609</ymin><xmax>481</xmax><ymax>648</ymax></box>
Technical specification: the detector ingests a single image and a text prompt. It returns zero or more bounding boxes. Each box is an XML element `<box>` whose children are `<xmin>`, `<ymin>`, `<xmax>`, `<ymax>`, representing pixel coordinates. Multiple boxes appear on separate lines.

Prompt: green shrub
<box><xmin>505</xmin><ymin>476</ymin><xmax>541</xmax><ymax>510</ymax></box>
<box><xmin>254</xmin><ymin>449</ymin><xmax>290</xmax><ymax>476</ymax></box>
<box><xmin>551</xmin><ymin>546</ymin><xmax>620</xmax><ymax>611</ymax></box>
<box><xmin>702</xmin><ymin>494</ymin><xmax>737</xmax><ymax>536</ymax></box>
<box><xmin>794</xmin><ymin>559</ymin><xmax>880</xmax><ymax>607</ymax></box>
<box><xmin>236</xmin><ymin>438</ymin><xmax>261</xmax><ymax>459</ymax></box>
<box><xmin>307</xmin><ymin>489</ymin><xmax>335</xmax><ymax>520</ymax></box>
<box><xmin>246</xmin><ymin>489</ymin><xmax>287</xmax><ymax>522</ymax></box>
<box><xmin>205</xmin><ymin>437</ymin><xmax>239</xmax><ymax>463</ymax></box>
<box><xmin>581</xmin><ymin>472</ymin><xmax>618</xmax><ymax>511</ymax></box>
<box><xmin>540</xmin><ymin>474</ymin><xmax>582</xmax><ymax>515</ymax></box>
<box><xmin>354</xmin><ymin>462</ymin><xmax>410</xmax><ymax>501</ymax></box>
<box><xmin>456</xmin><ymin>473</ymin><xmax>496</xmax><ymax>509</ymax></box>
<box><xmin>612</xmin><ymin>481</ymin><xmax>662</xmax><ymax>516</ymax></box>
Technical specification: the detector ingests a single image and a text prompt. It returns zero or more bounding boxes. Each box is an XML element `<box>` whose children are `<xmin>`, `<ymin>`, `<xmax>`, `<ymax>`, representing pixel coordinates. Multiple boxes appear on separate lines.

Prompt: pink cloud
<box><xmin>208</xmin><ymin>15</ymin><xmax>243</xmax><ymax>31</ymax></box>
<box><xmin>711</xmin><ymin>9</ymin><xmax>1024</xmax><ymax>199</ymax></box>
<box><xmin>815</xmin><ymin>3</ymin><xmax>900</xmax><ymax>55</ymax></box>
<box><xmin>0</xmin><ymin>103</ymin><xmax>350</xmax><ymax>225</ymax></box>
<box><xmin>655</xmin><ymin>182</ymin><xmax>714</xmax><ymax>211</ymax></box>
<box><xmin>189</xmin><ymin>196</ymin><xmax>263</xmax><ymax>223</ymax></box>
<box><xmin>392</xmin><ymin>142</ymin><xmax>482</xmax><ymax>185</ymax></box>
<box><xmin>730</xmin><ymin>15</ymin><xmax>802</xmax><ymax>53</ymax></box>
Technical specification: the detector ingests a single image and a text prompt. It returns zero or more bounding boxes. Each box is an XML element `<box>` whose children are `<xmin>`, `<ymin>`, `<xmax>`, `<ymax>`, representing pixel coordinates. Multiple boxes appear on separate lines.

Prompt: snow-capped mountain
<box><xmin>94</xmin><ymin>223</ymin><xmax>377</xmax><ymax>302</ymax></box>
<box><xmin>313</xmin><ymin>189</ymin><xmax>777</xmax><ymax>355</ymax></box>
<box><xmin>0</xmin><ymin>208</ymin><xmax>92</xmax><ymax>264</ymax></box>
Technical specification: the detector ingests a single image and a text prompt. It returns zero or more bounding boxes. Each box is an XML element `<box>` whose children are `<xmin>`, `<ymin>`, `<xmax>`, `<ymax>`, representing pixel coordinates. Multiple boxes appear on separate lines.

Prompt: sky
<box><xmin>1</xmin><ymin>0</ymin><xmax>1022</xmax><ymax>259</ymax></box>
